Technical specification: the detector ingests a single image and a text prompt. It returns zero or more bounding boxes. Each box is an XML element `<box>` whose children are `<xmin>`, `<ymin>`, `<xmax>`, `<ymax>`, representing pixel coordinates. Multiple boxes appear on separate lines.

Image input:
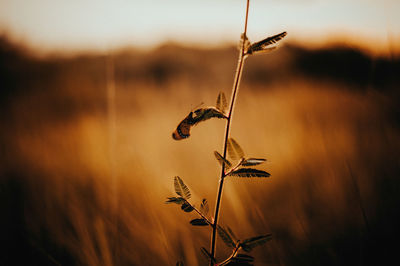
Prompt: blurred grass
<box><xmin>1</xmin><ymin>35</ymin><xmax>400</xmax><ymax>265</ymax></box>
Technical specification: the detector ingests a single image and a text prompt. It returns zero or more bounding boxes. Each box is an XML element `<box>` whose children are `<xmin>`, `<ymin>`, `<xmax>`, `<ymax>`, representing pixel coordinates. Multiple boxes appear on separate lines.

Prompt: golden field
<box><xmin>1</xmin><ymin>36</ymin><xmax>399</xmax><ymax>265</ymax></box>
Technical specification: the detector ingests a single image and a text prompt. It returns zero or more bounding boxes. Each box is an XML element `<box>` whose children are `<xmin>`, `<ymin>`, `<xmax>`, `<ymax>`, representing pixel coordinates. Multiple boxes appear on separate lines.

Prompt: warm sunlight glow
<box><xmin>0</xmin><ymin>0</ymin><xmax>399</xmax><ymax>52</ymax></box>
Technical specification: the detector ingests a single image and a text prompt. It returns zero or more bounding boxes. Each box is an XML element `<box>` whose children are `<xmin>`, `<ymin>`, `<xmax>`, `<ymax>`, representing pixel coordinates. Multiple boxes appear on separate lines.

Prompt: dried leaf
<box><xmin>174</xmin><ymin>176</ymin><xmax>191</xmax><ymax>199</ymax></box>
<box><xmin>247</xmin><ymin>31</ymin><xmax>287</xmax><ymax>55</ymax></box>
<box><xmin>165</xmin><ymin>197</ymin><xmax>185</xmax><ymax>205</ymax></box>
<box><xmin>240</xmin><ymin>234</ymin><xmax>272</xmax><ymax>252</ymax></box>
<box><xmin>214</xmin><ymin>151</ymin><xmax>232</xmax><ymax>169</ymax></box>
<box><xmin>229</xmin><ymin>168</ymin><xmax>270</xmax><ymax>178</ymax></box>
<box><xmin>172</xmin><ymin>107</ymin><xmax>227</xmax><ymax>140</ymax></box>
<box><xmin>241</xmin><ymin>158</ymin><xmax>267</xmax><ymax>166</ymax></box>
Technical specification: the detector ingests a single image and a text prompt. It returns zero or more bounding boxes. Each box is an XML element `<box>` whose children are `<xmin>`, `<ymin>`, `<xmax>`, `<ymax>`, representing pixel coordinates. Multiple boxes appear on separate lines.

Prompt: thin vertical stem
<box><xmin>209</xmin><ymin>0</ymin><xmax>250</xmax><ymax>264</ymax></box>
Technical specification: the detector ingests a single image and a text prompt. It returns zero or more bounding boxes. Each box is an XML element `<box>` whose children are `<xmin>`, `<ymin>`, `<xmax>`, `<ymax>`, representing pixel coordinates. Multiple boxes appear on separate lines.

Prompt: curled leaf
<box><xmin>172</xmin><ymin>107</ymin><xmax>227</xmax><ymax>140</ymax></box>
<box><xmin>246</xmin><ymin>31</ymin><xmax>287</xmax><ymax>55</ymax></box>
<box><xmin>229</xmin><ymin>168</ymin><xmax>270</xmax><ymax>178</ymax></box>
<box><xmin>241</xmin><ymin>158</ymin><xmax>267</xmax><ymax>166</ymax></box>
<box><xmin>227</xmin><ymin>138</ymin><xmax>245</xmax><ymax>161</ymax></box>
<box><xmin>190</xmin><ymin>218</ymin><xmax>209</xmax><ymax>226</ymax></box>
<box><xmin>181</xmin><ymin>202</ymin><xmax>194</xmax><ymax>212</ymax></box>
<box><xmin>240</xmin><ymin>234</ymin><xmax>272</xmax><ymax>252</ymax></box>
<box><xmin>165</xmin><ymin>197</ymin><xmax>185</xmax><ymax>205</ymax></box>
<box><xmin>214</xmin><ymin>151</ymin><xmax>232</xmax><ymax>169</ymax></box>
<box><xmin>174</xmin><ymin>176</ymin><xmax>191</xmax><ymax>199</ymax></box>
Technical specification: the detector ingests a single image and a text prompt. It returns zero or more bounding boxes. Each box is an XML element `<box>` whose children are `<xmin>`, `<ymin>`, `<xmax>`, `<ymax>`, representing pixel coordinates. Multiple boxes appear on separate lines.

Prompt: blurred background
<box><xmin>1</xmin><ymin>0</ymin><xmax>400</xmax><ymax>265</ymax></box>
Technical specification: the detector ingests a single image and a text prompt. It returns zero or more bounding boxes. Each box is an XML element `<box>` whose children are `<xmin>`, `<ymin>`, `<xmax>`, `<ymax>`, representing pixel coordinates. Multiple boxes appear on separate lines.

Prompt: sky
<box><xmin>0</xmin><ymin>0</ymin><xmax>399</xmax><ymax>52</ymax></box>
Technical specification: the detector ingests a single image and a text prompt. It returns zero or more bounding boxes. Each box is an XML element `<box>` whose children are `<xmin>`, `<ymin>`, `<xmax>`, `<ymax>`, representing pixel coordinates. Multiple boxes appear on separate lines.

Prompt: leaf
<box><xmin>174</xmin><ymin>176</ymin><xmax>191</xmax><ymax>199</ymax></box>
<box><xmin>214</xmin><ymin>151</ymin><xmax>232</xmax><ymax>169</ymax></box>
<box><xmin>172</xmin><ymin>107</ymin><xmax>227</xmax><ymax>140</ymax></box>
<box><xmin>227</xmin><ymin>138</ymin><xmax>245</xmax><ymax>161</ymax></box>
<box><xmin>190</xmin><ymin>218</ymin><xmax>209</xmax><ymax>226</ymax></box>
<box><xmin>226</xmin><ymin>226</ymin><xmax>238</xmax><ymax>243</ymax></box>
<box><xmin>192</xmin><ymin>107</ymin><xmax>227</xmax><ymax>124</ymax></box>
<box><xmin>200</xmin><ymin>199</ymin><xmax>209</xmax><ymax>216</ymax></box>
<box><xmin>241</xmin><ymin>158</ymin><xmax>267</xmax><ymax>166</ymax></box>
<box><xmin>247</xmin><ymin>31</ymin><xmax>287</xmax><ymax>55</ymax></box>
<box><xmin>233</xmin><ymin>254</ymin><xmax>254</xmax><ymax>262</ymax></box>
<box><xmin>200</xmin><ymin>247</ymin><xmax>216</xmax><ymax>263</ymax></box>
<box><xmin>217</xmin><ymin>225</ymin><xmax>236</xmax><ymax>248</ymax></box>
<box><xmin>165</xmin><ymin>197</ymin><xmax>185</xmax><ymax>205</ymax></box>
<box><xmin>216</xmin><ymin>92</ymin><xmax>228</xmax><ymax>113</ymax></box>
<box><xmin>240</xmin><ymin>234</ymin><xmax>272</xmax><ymax>252</ymax></box>
<box><xmin>181</xmin><ymin>202</ymin><xmax>194</xmax><ymax>212</ymax></box>
<box><xmin>229</xmin><ymin>168</ymin><xmax>270</xmax><ymax>178</ymax></box>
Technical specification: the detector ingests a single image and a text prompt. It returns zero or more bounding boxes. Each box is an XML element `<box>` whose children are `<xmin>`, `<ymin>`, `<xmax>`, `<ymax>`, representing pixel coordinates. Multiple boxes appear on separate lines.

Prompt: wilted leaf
<box><xmin>240</xmin><ymin>234</ymin><xmax>272</xmax><ymax>252</ymax></box>
<box><xmin>181</xmin><ymin>202</ymin><xmax>194</xmax><ymax>212</ymax></box>
<box><xmin>200</xmin><ymin>247</ymin><xmax>216</xmax><ymax>263</ymax></box>
<box><xmin>214</xmin><ymin>151</ymin><xmax>232</xmax><ymax>169</ymax></box>
<box><xmin>190</xmin><ymin>218</ymin><xmax>209</xmax><ymax>226</ymax></box>
<box><xmin>227</xmin><ymin>138</ymin><xmax>245</xmax><ymax>161</ymax></box>
<box><xmin>165</xmin><ymin>197</ymin><xmax>185</xmax><ymax>205</ymax></box>
<box><xmin>200</xmin><ymin>199</ymin><xmax>209</xmax><ymax>216</ymax></box>
<box><xmin>216</xmin><ymin>92</ymin><xmax>228</xmax><ymax>113</ymax></box>
<box><xmin>172</xmin><ymin>107</ymin><xmax>227</xmax><ymax>140</ymax></box>
<box><xmin>229</xmin><ymin>168</ymin><xmax>270</xmax><ymax>178</ymax></box>
<box><xmin>174</xmin><ymin>176</ymin><xmax>191</xmax><ymax>199</ymax></box>
<box><xmin>246</xmin><ymin>31</ymin><xmax>287</xmax><ymax>55</ymax></box>
<box><xmin>217</xmin><ymin>225</ymin><xmax>236</xmax><ymax>248</ymax></box>
<box><xmin>241</xmin><ymin>158</ymin><xmax>266</xmax><ymax>166</ymax></box>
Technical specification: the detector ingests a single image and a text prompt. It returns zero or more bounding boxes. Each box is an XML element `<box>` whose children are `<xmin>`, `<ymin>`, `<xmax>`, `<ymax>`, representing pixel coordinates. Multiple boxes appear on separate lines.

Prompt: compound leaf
<box><xmin>181</xmin><ymin>202</ymin><xmax>194</xmax><ymax>212</ymax></box>
<box><xmin>216</xmin><ymin>92</ymin><xmax>228</xmax><ymax>113</ymax></box>
<box><xmin>214</xmin><ymin>151</ymin><xmax>232</xmax><ymax>169</ymax></box>
<box><xmin>229</xmin><ymin>168</ymin><xmax>270</xmax><ymax>178</ymax></box>
<box><xmin>240</xmin><ymin>234</ymin><xmax>272</xmax><ymax>252</ymax></box>
<box><xmin>241</xmin><ymin>158</ymin><xmax>267</xmax><ymax>166</ymax></box>
<box><xmin>174</xmin><ymin>176</ymin><xmax>191</xmax><ymax>199</ymax></box>
<box><xmin>190</xmin><ymin>218</ymin><xmax>209</xmax><ymax>226</ymax></box>
<box><xmin>227</xmin><ymin>138</ymin><xmax>245</xmax><ymax>161</ymax></box>
<box><xmin>247</xmin><ymin>31</ymin><xmax>287</xmax><ymax>55</ymax></box>
<box><xmin>165</xmin><ymin>197</ymin><xmax>185</xmax><ymax>205</ymax></box>
<box><xmin>200</xmin><ymin>198</ymin><xmax>209</xmax><ymax>216</ymax></box>
<box><xmin>217</xmin><ymin>225</ymin><xmax>236</xmax><ymax>248</ymax></box>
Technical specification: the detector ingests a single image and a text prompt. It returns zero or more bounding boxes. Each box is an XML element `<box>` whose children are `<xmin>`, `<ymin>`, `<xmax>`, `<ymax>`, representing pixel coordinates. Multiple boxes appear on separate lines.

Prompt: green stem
<box><xmin>209</xmin><ymin>0</ymin><xmax>250</xmax><ymax>264</ymax></box>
